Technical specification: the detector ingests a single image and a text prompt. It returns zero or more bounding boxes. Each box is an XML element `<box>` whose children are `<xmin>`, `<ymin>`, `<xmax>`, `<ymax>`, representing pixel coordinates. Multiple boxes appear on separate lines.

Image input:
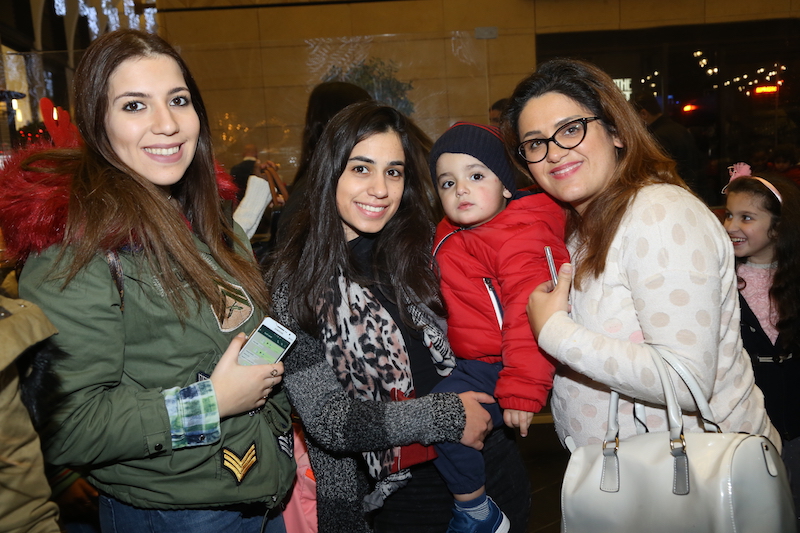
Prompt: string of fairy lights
<box><xmin>694</xmin><ymin>50</ymin><xmax>787</xmax><ymax>96</ymax></box>
<box><xmin>640</xmin><ymin>50</ymin><xmax>785</xmax><ymax>102</ymax></box>
<box><xmin>53</xmin><ymin>0</ymin><xmax>157</xmax><ymax>38</ymax></box>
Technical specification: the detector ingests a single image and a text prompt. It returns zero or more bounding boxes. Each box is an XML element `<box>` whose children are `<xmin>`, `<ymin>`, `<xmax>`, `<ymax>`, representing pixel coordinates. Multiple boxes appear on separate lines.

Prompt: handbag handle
<box><xmin>657</xmin><ymin>350</ymin><xmax>721</xmax><ymax>432</ymax></box>
<box><xmin>600</xmin><ymin>349</ymin><xmax>720</xmax><ymax>495</ymax></box>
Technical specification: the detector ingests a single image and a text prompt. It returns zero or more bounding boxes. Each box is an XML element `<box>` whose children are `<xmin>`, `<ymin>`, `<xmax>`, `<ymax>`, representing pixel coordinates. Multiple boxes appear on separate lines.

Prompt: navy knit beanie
<box><xmin>429</xmin><ymin>122</ymin><xmax>516</xmax><ymax>194</ymax></box>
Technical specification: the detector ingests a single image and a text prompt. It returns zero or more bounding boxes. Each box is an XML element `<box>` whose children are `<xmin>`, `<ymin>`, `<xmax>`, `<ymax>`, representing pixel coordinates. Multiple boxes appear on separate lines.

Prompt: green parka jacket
<box><xmin>18</xmin><ymin>231</ymin><xmax>295</xmax><ymax>510</ymax></box>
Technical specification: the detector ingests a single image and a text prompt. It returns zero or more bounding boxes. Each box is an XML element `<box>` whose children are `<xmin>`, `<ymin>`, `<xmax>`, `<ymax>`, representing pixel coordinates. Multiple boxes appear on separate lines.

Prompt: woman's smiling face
<box><xmin>336</xmin><ymin>130</ymin><xmax>405</xmax><ymax>241</ymax></box>
<box><xmin>105</xmin><ymin>54</ymin><xmax>200</xmax><ymax>188</ymax></box>
<box><xmin>517</xmin><ymin>91</ymin><xmax>622</xmax><ymax>214</ymax></box>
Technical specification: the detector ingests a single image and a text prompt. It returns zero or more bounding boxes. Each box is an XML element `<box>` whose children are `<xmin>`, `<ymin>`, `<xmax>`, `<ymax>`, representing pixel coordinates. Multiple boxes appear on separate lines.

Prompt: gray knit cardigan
<box><xmin>272</xmin><ymin>285</ymin><xmax>466</xmax><ymax>533</ymax></box>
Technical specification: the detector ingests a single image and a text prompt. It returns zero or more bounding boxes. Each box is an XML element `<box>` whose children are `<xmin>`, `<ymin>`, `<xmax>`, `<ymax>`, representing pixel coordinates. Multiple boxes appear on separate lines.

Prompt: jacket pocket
<box><xmin>185</xmin><ymin>351</ymin><xmax>218</xmax><ymax>386</ymax></box>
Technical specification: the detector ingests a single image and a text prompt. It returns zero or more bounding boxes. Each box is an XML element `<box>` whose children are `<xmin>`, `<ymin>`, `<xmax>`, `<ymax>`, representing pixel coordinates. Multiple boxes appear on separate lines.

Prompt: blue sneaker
<box><xmin>446</xmin><ymin>497</ymin><xmax>510</xmax><ymax>533</ymax></box>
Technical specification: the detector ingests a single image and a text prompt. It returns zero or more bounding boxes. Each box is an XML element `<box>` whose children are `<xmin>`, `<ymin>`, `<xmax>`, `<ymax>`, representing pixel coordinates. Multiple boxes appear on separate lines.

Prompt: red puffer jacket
<box><xmin>432</xmin><ymin>191</ymin><xmax>568</xmax><ymax>412</ymax></box>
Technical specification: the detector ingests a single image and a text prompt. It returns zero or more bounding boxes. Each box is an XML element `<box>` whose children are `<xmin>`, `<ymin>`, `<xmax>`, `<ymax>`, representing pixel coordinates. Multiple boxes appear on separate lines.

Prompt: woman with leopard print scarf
<box><xmin>268</xmin><ymin>102</ymin><xmax>531</xmax><ymax>533</ymax></box>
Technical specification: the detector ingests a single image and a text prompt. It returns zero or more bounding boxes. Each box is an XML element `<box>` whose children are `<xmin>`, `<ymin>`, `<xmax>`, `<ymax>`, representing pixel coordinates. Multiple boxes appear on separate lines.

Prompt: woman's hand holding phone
<box><xmin>527</xmin><ymin>262</ymin><xmax>573</xmax><ymax>339</ymax></box>
<box><xmin>211</xmin><ymin>333</ymin><xmax>285</xmax><ymax>418</ymax></box>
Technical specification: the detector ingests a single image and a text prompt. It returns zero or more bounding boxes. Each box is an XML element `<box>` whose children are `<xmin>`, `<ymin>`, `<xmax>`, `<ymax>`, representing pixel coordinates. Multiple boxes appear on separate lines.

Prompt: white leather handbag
<box><xmin>561</xmin><ymin>350</ymin><xmax>796</xmax><ymax>533</ymax></box>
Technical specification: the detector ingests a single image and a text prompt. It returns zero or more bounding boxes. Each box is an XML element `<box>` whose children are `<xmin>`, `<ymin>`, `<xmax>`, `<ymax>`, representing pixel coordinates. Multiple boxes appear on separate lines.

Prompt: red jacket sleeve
<box><xmin>493</xmin><ymin>215</ymin><xmax>569</xmax><ymax>412</ymax></box>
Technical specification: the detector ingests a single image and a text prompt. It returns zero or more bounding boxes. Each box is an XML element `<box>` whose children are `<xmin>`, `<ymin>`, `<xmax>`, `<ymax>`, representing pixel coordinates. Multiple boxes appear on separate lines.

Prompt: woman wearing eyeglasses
<box><xmin>502</xmin><ymin>58</ymin><xmax>777</xmax><ymax>451</ymax></box>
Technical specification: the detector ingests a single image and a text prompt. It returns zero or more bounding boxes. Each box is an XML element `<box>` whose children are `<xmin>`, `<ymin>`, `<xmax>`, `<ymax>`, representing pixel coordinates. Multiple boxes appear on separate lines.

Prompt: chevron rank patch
<box><xmin>222</xmin><ymin>442</ymin><xmax>257</xmax><ymax>484</ymax></box>
<box><xmin>277</xmin><ymin>432</ymin><xmax>293</xmax><ymax>458</ymax></box>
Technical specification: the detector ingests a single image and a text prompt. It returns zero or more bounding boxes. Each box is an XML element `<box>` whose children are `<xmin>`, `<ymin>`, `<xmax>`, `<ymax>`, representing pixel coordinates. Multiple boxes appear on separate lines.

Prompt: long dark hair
<box><xmin>269</xmin><ymin>101</ymin><xmax>442</xmax><ymax>334</ymax></box>
<box><xmin>726</xmin><ymin>175</ymin><xmax>800</xmax><ymax>351</ymax></box>
<box><xmin>501</xmin><ymin>59</ymin><xmax>685</xmax><ymax>289</ymax></box>
<box><xmin>22</xmin><ymin>29</ymin><xmax>269</xmax><ymax>317</ymax></box>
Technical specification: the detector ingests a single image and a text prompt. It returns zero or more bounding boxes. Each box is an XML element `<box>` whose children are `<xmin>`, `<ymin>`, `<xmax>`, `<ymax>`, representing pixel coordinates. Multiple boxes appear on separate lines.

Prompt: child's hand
<box><xmin>527</xmin><ymin>262</ymin><xmax>572</xmax><ymax>338</ymax></box>
<box><xmin>503</xmin><ymin>409</ymin><xmax>535</xmax><ymax>437</ymax></box>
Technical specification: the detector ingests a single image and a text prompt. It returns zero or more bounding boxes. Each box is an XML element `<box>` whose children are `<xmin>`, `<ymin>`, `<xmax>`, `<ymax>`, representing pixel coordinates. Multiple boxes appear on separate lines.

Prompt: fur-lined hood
<box><xmin>0</xmin><ymin>142</ymin><xmax>238</xmax><ymax>263</ymax></box>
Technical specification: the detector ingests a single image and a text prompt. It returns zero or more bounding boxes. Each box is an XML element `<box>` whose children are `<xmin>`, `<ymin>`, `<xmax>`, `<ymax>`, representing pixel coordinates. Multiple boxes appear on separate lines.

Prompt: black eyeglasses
<box><xmin>517</xmin><ymin>117</ymin><xmax>600</xmax><ymax>163</ymax></box>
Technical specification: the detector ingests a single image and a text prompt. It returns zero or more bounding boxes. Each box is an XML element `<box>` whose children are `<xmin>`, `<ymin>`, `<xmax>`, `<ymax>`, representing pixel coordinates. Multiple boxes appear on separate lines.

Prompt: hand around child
<box><xmin>210</xmin><ymin>332</ymin><xmax>284</xmax><ymax>418</ymax></box>
<box><xmin>56</xmin><ymin>477</ymin><xmax>99</xmax><ymax>521</ymax></box>
<box><xmin>458</xmin><ymin>391</ymin><xmax>496</xmax><ymax>451</ymax></box>
<box><xmin>527</xmin><ymin>263</ymin><xmax>573</xmax><ymax>338</ymax></box>
<box><xmin>503</xmin><ymin>409</ymin><xmax>535</xmax><ymax>437</ymax></box>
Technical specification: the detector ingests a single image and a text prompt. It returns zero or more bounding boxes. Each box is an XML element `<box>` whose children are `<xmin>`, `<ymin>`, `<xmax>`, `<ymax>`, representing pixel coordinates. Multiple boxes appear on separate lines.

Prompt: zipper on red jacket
<box><xmin>432</xmin><ymin>227</ymin><xmax>467</xmax><ymax>258</ymax></box>
<box><xmin>433</xmin><ymin>226</ymin><xmax>504</xmax><ymax>331</ymax></box>
<box><xmin>483</xmin><ymin>278</ymin><xmax>503</xmax><ymax>329</ymax></box>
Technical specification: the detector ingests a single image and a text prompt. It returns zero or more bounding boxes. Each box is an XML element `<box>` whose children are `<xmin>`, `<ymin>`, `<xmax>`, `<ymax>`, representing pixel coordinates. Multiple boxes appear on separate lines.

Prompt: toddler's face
<box><xmin>723</xmin><ymin>191</ymin><xmax>776</xmax><ymax>264</ymax></box>
<box><xmin>435</xmin><ymin>152</ymin><xmax>511</xmax><ymax>228</ymax></box>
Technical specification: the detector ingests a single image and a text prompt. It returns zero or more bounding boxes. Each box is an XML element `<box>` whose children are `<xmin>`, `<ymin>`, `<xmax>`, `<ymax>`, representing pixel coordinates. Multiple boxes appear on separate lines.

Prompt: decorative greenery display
<box><xmin>324</xmin><ymin>57</ymin><xmax>415</xmax><ymax>116</ymax></box>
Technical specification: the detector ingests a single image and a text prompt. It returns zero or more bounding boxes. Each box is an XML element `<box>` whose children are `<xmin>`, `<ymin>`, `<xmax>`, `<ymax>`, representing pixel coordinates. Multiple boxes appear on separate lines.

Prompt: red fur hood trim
<box><xmin>0</xmin><ymin>143</ymin><xmax>238</xmax><ymax>263</ymax></box>
<box><xmin>215</xmin><ymin>162</ymin><xmax>238</xmax><ymax>202</ymax></box>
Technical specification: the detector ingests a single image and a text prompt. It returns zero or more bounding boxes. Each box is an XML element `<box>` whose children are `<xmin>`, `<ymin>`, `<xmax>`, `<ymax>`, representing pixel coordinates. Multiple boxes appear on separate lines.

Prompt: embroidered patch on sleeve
<box><xmin>212</xmin><ymin>282</ymin><xmax>254</xmax><ymax>332</ymax></box>
<box><xmin>222</xmin><ymin>442</ymin><xmax>257</xmax><ymax>484</ymax></box>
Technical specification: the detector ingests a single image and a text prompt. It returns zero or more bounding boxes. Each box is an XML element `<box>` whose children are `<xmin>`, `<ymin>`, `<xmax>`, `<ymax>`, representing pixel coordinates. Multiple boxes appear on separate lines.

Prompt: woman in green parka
<box><xmin>0</xmin><ymin>30</ymin><xmax>294</xmax><ymax>533</ymax></box>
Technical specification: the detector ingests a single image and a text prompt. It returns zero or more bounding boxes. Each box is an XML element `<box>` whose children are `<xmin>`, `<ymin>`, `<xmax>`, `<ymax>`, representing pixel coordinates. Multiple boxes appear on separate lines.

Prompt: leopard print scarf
<box><xmin>318</xmin><ymin>274</ymin><xmax>455</xmax><ymax>484</ymax></box>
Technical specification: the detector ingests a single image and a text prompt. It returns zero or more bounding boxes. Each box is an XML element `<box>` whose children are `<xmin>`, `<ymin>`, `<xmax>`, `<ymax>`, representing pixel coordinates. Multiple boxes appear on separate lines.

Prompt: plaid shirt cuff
<box><xmin>162</xmin><ymin>380</ymin><xmax>221</xmax><ymax>449</ymax></box>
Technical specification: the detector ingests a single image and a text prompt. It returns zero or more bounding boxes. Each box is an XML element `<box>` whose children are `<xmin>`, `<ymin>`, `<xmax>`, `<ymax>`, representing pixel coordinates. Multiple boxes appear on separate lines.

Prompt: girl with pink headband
<box><xmin>723</xmin><ymin>162</ymin><xmax>800</xmax><ymax>523</ymax></box>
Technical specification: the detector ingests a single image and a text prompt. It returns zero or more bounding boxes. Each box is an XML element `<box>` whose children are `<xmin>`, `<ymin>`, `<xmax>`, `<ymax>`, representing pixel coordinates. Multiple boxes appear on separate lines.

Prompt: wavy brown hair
<box><xmin>725</xmin><ymin>174</ymin><xmax>800</xmax><ymax>352</ymax></box>
<box><xmin>22</xmin><ymin>29</ymin><xmax>269</xmax><ymax>318</ymax></box>
<box><xmin>501</xmin><ymin>59</ymin><xmax>687</xmax><ymax>289</ymax></box>
<box><xmin>268</xmin><ymin>102</ymin><xmax>442</xmax><ymax>335</ymax></box>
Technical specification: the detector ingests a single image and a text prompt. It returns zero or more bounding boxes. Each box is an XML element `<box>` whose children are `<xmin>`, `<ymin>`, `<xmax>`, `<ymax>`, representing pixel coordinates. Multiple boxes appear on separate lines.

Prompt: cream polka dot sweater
<box><xmin>537</xmin><ymin>184</ymin><xmax>779</xmax><ymax>450</ymax></box>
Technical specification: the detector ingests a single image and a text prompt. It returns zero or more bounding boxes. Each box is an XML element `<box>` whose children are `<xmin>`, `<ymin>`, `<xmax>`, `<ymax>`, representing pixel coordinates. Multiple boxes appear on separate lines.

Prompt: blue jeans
<box><xmin>98</xmin><ymin>495</ymin><xmax>286</xmax><ymax>533</ymax></box>
<box><xmin>431</xmin><ymin>359</ymin><xmax>505</xmax><ymax>495</ymax></box>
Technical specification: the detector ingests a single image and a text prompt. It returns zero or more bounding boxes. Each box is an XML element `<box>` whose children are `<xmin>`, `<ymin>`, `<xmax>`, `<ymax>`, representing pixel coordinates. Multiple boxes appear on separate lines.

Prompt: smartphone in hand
<box><xmin>545</xmin><ymin>246</ymin><xmax>558</xmax><ymax>286</ymax></box>
<box><xmin>238</xmin><ymin>317</ymin><xmax>297</xmax><ymax>366</ymax></box>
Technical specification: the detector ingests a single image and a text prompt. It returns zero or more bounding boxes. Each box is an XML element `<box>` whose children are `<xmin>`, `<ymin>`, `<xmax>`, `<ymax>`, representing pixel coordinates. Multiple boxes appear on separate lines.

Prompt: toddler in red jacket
<box><xmin>429</xmin><ymin>122</ymin><xmax>568</xmax><ymax>533</ymax></box>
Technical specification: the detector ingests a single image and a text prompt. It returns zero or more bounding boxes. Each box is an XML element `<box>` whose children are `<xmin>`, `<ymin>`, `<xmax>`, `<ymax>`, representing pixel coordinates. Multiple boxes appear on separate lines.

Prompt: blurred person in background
<box><xmin>274</xmin><ymin>81</ymin><xmax>372</xmax><ymax>249</ymax></box>
<box><xmin>489</xmin><ymin>99</ymin><xmax>509</xmax><ymax>127</ymax></box>
<box><xmin>632</xmin><ymin>91</ymin><xmax>701</xmax><ymax>194</ymax></box>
